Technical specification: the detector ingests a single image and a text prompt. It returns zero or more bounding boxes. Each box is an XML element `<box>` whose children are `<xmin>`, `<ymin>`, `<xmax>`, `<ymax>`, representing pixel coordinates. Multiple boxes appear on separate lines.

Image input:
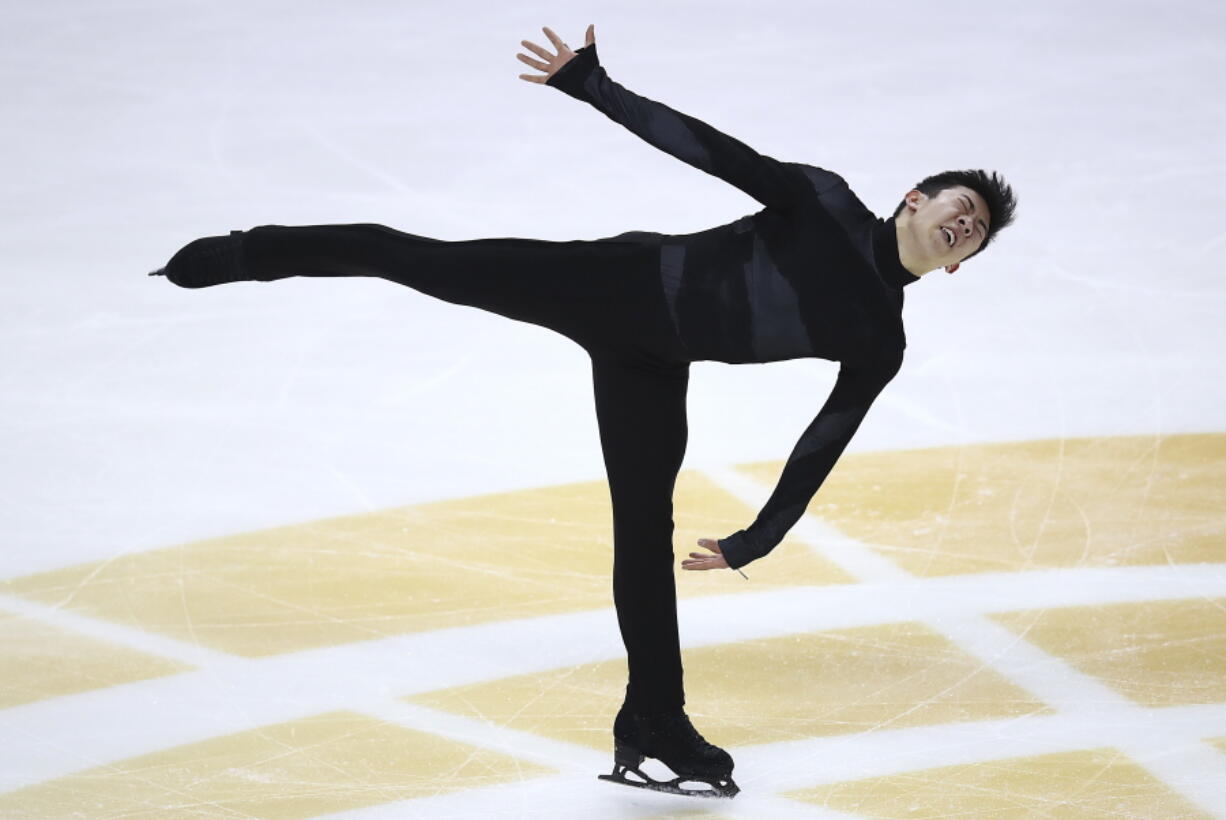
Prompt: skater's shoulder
<box><xmin>788</xmin><ymin>165</ymin><xmax>879</xmax><ymax>226</ymax></box>
<box><xmin>790</xmin><ymin>163</ymin><xmax>848</xmax><ymax>195</ymax></box>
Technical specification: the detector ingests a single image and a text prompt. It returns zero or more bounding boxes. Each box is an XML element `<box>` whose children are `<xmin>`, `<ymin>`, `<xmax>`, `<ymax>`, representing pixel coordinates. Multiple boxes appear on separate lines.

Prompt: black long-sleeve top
<box><xmin>546</xmin><ymin>43</ymin><xmax>919</xmax><ymax>571</ymax></box>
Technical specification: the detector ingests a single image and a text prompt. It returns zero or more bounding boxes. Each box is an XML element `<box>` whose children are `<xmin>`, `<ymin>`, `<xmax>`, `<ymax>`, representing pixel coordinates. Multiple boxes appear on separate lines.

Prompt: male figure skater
<box><xmin>151</xmin><ymin>24</ymin><xmax>1016</xmax><ymax>798</ymax></box>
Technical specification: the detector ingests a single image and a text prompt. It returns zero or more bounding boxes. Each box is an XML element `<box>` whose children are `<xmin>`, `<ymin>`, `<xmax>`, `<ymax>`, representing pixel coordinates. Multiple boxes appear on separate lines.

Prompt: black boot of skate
<box><xmin>148</xmin><ymin>230</ymin><xmax>260</xmax><ymax>288</ymax></box>
<box><xmin>598</xmin><ymin>705</ymin><xmax>739</xmax><ymax>798</ymax></box>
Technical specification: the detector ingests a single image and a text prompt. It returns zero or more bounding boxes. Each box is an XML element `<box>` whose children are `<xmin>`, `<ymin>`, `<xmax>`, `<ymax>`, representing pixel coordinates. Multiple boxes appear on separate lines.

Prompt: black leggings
<box><xmin>243</xmin><ymin>223</ymin><xmax>692</xmax><ymax>712</ymax></box>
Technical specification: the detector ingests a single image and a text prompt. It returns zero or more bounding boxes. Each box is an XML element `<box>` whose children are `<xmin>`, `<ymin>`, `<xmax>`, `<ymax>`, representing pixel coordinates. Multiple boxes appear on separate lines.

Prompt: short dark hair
<box><xmin>892</xmin><ymin>169</ymin><xmax>1017</xmax><ymax>262</ymax></box>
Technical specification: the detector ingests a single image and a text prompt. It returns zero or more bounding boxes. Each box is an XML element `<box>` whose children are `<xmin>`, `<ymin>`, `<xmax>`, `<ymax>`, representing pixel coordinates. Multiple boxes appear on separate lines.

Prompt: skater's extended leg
<box><xmin>244</xmin><ymin>224</ymin><xmax>623</xmax><ymax>333</ymax></box>
<box><xmin>155</xmin><ymin>222</ymin><xmax>669</xmax><ymax>350</ymax></box>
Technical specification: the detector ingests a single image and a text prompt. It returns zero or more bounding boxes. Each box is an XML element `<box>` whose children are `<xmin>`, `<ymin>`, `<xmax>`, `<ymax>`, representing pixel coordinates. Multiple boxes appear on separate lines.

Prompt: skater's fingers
<box><xmin>686</xmin><ymin>547</ymin><xmax>730</xmax><ymax>570</ymax></box>
<box><xmin>519</xmin><ymin>31</ymin><xmax>583</xmax><ymax>83</ymax></box>
<box><xmin>517</xmin><ymin>52</ymin><xmax>550</xmax><ymax>72</ymax></box>
<box><xmin>542</xmin><ymin>26</ymin><xmax>569</xmax><ymax>54</ymax></box>
<box><xmin>521</xmin><ymin>39</ymin><xmax>555</xmax><ymax>61</ymax></box>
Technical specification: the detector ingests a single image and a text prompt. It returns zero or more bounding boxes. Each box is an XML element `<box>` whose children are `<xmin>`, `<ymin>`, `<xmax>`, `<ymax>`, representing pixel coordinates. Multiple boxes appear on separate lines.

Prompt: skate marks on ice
<box><xmin>0</xmin><ymin>433</ymin><xmax>1222</xmax><ymax>817</ymax></box>
<box><xmin>784</xmin><ymin>747</ymin><xmax>1213</xmax><ymax>819</ymax></box>
<box><xmin>0</xmin><ymin>476</ymin><xmax>852</xmax><ymax>663</ymax></box>
<box><xmin>0</xmin><ymin>710</ymin><xmax>555</xmax><ymax>817</ymax></box>
<box><xmin>750</xmin><ymin>433</ymin><xmax>1226</xmax><ymax>577</ymax></box>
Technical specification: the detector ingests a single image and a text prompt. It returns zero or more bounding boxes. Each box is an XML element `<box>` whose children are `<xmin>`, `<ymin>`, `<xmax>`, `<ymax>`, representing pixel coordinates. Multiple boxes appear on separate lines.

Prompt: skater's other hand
<box><xmin>517</xmin><ymin>24</ymin><xmax>596</xmax><ymax>83</ymax></box>
<box><xmin>682</xmin><ymin>538</ymin><xmax>730</xmax><ymax>571</ymax></box>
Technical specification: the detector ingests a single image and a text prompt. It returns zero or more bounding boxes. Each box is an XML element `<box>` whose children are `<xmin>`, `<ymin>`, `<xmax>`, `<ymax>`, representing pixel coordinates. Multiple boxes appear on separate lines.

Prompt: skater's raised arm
<box><xmin>711</xmin><ymin>350</ymin><xmax>904</xmax><ymax>571</ymax></box>
<box><xmin>517</xmin><ymin>25</ymin><xmax>808</xmax><ymax>213</ymax></box>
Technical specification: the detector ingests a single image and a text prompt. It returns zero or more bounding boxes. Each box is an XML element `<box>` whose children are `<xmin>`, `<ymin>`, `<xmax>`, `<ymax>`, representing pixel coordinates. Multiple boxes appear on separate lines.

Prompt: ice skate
<box><xmin>598</xmin><ymin>706</ymin><xmax>739</xmax><ymax>798</ymax></box>
<box><xmin>148</xmin><ymin>230</ymin><xmax>251</xmax><ymax>288</ymax></box>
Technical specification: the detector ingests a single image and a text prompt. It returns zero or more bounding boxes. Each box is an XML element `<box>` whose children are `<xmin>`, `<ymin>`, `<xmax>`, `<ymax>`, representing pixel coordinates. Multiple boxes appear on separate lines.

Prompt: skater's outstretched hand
<box><xmin>682</xmin><ymin>538</ymin><xmax>730</xmax><ymax>571</ymax></box>
<box><xmin>517</xmin><ymin>24</ymin><xmax>596</xmax><ymax>83</ymax></box>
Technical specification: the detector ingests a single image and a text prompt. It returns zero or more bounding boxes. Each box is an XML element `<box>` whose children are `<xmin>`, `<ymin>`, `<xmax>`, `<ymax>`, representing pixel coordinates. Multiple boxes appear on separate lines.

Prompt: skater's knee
<box><xmin>609</xmin><ymin>492</ymin><xmax>676</xmax><ymax>523</ymax></box>
<box><xmin>350</xmin><ymin>222</ymin><xmax>439</xmax><ymax>243</ymax></box>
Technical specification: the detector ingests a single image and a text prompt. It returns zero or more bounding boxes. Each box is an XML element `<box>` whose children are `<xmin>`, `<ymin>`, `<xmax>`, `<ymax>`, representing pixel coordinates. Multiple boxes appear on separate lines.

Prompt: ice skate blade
<box><xmin>598</xmin><ymin>766</ymin><xmax>739</xmax><ymax>799</ymax></box>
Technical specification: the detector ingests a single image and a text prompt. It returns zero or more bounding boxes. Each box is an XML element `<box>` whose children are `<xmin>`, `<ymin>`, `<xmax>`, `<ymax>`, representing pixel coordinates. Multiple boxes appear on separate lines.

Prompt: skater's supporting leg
<box><xmin>590</xmin><ymin>352</ymin><xmax>690</xmax><ymax>713</ymax></box>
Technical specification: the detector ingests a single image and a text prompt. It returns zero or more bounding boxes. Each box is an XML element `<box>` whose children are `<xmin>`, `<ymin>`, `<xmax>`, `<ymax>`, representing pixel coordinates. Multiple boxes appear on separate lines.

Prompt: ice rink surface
<box><xmin>2</xmin><ymin>0</ymin><xmax>1225</xmax><ymax>817</ymax></box>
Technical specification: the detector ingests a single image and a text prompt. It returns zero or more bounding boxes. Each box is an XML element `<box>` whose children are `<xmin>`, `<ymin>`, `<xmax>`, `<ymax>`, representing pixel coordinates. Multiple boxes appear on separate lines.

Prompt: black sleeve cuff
<box><xmin>545</xmin><ymin>43</ymin><xmax>600</xmax><ymax>99</ymax></box>
<box><xmin>718</xmin><ymin>529</ymin><xmax>762</xmax><ymax>571</ymax></box>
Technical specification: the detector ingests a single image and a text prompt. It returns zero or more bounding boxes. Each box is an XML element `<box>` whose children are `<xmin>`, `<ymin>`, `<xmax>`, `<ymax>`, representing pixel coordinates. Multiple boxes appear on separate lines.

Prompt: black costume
<box><xmin>161</xmin><ymin>41</ymin><xmax>918</xmax><ymax>721</ymax></box>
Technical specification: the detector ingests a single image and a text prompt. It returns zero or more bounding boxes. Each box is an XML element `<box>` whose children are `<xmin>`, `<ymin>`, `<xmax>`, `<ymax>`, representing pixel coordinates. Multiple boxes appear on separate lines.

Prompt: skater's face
<box><xmin>900</xmin><ymin>185</ymin><xmax>991</xmax><ymax>274</ymax></box>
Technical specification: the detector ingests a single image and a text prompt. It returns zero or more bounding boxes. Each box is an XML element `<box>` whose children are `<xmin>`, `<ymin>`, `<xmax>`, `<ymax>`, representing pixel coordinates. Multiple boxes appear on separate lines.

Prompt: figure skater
<box><xmin>149</xmin><ymin>24</ymin><xmax>1017</xmax><ymax>799</ymax></box>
